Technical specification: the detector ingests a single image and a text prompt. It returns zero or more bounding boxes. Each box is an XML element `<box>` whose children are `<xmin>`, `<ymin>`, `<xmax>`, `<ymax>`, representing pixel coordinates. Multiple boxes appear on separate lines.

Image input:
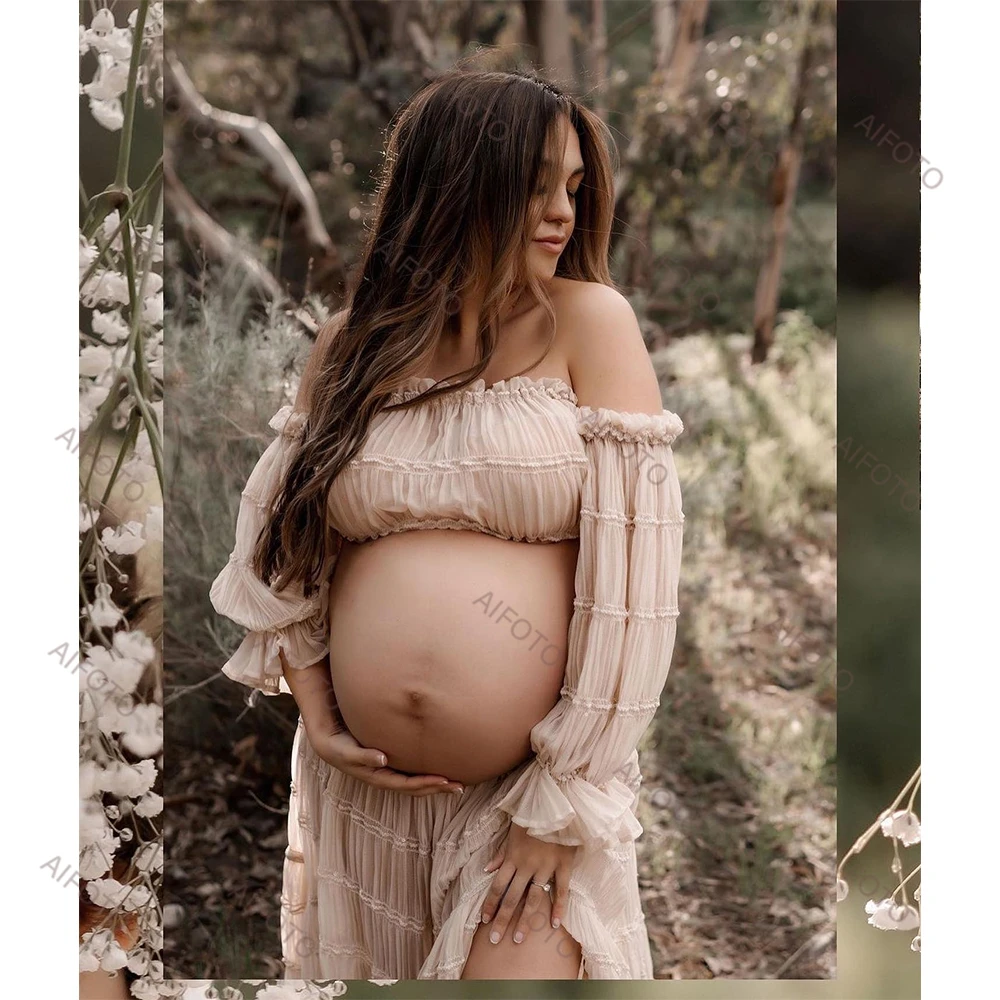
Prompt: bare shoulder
<box><xmin>551</xmin><ymin>279</ymin><xmax>662</xmax><ymax>415</ymax></box>
<box><xmin>294</xmin><ymin>306</ymin><xmax>350</xmax><ymax>411</ymax></box>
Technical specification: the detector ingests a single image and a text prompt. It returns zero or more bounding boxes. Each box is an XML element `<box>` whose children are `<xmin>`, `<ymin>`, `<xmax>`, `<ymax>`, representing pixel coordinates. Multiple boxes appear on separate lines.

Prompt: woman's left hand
<box><xmin>480</xmin><ymin>821</ymin><xmax>578</xmax><ymax>944</ymax></box>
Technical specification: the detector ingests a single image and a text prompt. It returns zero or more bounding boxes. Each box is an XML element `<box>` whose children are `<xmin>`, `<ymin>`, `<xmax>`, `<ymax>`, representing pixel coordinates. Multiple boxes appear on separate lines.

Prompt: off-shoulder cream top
<box><xmin>210</xmin><ymin>372</ymin><xmax>686</xmax><ymax>849</ymax></box>
<box><xmin>328</xmin><ymin>375</ymin><xmax>589</xmax><ymax>543</ymax></box>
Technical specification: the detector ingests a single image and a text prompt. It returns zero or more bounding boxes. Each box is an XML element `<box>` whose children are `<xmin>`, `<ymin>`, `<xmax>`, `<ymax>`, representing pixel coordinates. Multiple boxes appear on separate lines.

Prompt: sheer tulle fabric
<box><xmin>282</xmin><ymin>719</ymin><xmax>653</xmax><ymax>979</ymax></box>
<box><xmin>209</xmin><ymin>405</ymin><xmax>340</xmax><ymax>696</ymax></box>
<box><xmin>209</xmin><ymin>376</ymin><xmax>684</xmax><ymax>979</ymax></box>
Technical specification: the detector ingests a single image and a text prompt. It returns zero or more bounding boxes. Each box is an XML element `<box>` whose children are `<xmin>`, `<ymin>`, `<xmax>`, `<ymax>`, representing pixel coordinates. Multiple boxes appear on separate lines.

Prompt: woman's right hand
<box><xmin>306</xmin><ymin>725</ymin><xmax>465</xmax><ymax>796</ymax></box>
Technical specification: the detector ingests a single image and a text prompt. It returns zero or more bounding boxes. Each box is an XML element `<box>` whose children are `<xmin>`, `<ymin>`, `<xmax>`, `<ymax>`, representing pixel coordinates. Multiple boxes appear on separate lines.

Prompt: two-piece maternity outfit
<box><xmin>209</xmin><ymin>373</ymin><xmax>685</xmax><ymax>979</ymax></box>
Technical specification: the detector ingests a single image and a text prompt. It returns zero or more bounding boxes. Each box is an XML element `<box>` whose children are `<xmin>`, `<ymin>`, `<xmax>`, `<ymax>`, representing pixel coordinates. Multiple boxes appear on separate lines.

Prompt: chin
<box><xmin>527</xmin><ymin>255</ymin><xmax>560</xmax><ymax>283</ymax></box>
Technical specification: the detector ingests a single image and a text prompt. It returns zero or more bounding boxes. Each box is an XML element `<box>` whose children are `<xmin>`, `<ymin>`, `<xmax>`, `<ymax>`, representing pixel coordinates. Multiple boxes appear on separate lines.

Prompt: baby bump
<box><xmin>327</xmin><ymin>529</ymin><xmax>579</xmax><ymax>786</ymax></box>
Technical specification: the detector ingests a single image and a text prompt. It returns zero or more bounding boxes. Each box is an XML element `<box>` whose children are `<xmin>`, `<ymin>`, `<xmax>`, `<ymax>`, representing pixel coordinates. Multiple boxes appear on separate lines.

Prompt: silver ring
<box><xmin>530</xmin><ymin>879</ymin><xmax>552</xmax><ymax>893</ymax></box>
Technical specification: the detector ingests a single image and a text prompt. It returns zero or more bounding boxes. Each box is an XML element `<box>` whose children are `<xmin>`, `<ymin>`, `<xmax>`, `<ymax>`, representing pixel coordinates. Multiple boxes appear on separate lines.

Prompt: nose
<box><xmin>546</xmin><ymin>190</ymin><xmax>574</xmax><ymax>225</ymax></box>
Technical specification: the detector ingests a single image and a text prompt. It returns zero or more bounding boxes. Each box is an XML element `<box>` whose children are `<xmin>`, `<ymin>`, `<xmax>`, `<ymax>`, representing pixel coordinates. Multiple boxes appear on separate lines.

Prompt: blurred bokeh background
<box><xmin>162</xmin><ymin>1</ymin><xmax>912</xmax><ymax>996</ymax></box>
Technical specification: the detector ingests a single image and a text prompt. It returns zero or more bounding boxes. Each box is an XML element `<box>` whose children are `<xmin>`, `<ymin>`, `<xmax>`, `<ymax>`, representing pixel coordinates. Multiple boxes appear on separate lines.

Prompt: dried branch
<box><xmin>163</xmin><ymin>150</ymin><xmax>285</xmax><ymax>302</ymax></box>
<box><xmin>166</xmin><ymin>54</ymin><xmax>338</xmax><ymax>259</ymax></box>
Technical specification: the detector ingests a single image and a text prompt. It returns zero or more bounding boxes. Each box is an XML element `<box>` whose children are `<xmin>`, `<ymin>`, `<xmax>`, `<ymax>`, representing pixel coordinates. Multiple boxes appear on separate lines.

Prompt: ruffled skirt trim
<box><xmin>281</xmin><ymin>721</ymin><xmax>654</xmax><ymax>980</ymax></box>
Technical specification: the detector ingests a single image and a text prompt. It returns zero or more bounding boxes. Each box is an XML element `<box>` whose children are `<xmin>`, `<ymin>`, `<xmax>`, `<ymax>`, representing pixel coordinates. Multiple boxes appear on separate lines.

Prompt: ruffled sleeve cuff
<box><xmin>210</xmin><ymin>402</ymin><xmax>337</xmax><ymax>696</ymax></box>
<box><xmin>494</xmin><ymin>761</ymin><xmax>644</xmax><ymax>849</ymax></box>
<box><xmin>219</xmin><ymin>608</ymin><xmax>330</xmax><ymax>696</ymax></box>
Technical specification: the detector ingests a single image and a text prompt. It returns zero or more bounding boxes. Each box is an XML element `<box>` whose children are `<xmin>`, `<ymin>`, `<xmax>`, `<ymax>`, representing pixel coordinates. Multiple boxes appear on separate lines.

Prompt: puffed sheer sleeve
<box><xmin>495</xmin><ymin>404</ymin><xmax>685</xmax><ymax>849</ymax></box>
<box><xmin>209</xmin><ymin>404</ymin><xmax>342</xmax><ymax>697</ymax></box>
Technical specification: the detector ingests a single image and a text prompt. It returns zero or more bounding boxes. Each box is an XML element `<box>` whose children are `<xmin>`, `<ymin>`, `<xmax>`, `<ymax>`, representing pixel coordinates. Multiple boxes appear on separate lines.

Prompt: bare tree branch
<box><xmin>166</xmin><ymin>54</ymin><xmax>338</xmax><ymax>259</ymax></box>
<box><xmin>164</xmin><ymin>150</ymin><xmax>285</xmax><ymax>302</ymax></box>
<box><xmin>331</xmin><ymin>0</ymin><xmax>370</xmax><ymax>75</ymax></box>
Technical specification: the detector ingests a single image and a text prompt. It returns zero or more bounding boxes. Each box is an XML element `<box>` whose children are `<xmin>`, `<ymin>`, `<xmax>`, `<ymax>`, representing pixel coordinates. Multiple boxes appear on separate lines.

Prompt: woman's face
<box><xmin>527</xmin><ymin>122</ymin><xmax>584</xmax><ymax>281</ymax></box>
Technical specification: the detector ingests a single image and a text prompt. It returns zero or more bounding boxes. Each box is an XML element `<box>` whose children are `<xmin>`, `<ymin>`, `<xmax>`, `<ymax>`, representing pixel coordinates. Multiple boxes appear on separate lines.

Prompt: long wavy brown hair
<box><xmin>253</xmin><ymin>67</ymin><xmax>619</xmax><ymax>598</ymax></box>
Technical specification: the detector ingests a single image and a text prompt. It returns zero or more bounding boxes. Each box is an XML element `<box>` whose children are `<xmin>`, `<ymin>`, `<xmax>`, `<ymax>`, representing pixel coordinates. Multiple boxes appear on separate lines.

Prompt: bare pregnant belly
<box><xmin>327</xmin><ymin>529</ymin><xmax>579</xmax><ymax>786</ymax></box>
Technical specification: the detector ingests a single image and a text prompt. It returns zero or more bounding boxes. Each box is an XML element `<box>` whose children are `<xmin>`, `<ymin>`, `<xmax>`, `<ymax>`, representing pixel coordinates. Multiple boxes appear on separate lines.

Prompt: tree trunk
<box><xmin>590</xmin><ymin>0</ymin><xmax>608</xmax><ymax>119</ymax></box>
<box><xmin>616</xmin><ymin>0</ymin><xmax>708</xmax><ymax>277</ymax></box>
<box><xmin>751</xmin><ymin>0</ymin><xmax>821</xmax><ymax>364</ymax></box>
<box><xmin>651</xmin><ymin>0</ymin><xmax>677</xmax><ymax>76</ymax></box>
<box><xmin>664</xmin><ymin>0</ymin><xmax>708</xmax><ymax>91</ymax></box>
<box><xmin>522</xmin><ymin>0</ymin><xmax>575</xmax><ymax>90</ymax></box>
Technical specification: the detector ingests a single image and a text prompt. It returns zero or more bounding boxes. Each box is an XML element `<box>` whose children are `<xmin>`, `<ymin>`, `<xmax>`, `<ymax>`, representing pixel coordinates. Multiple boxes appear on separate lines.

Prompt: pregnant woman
<box><xmin>210</xmin><ymin>67</ymin><xmax>685</xmax><ymax>980</ymax></box>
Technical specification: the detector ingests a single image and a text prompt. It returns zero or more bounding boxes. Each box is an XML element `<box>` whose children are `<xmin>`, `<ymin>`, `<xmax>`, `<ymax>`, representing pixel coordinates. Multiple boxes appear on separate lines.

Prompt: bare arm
<box><xmin>279</xmin><ymin>648</ymin><xmax>345</xmax><ymax>740</ymax></box>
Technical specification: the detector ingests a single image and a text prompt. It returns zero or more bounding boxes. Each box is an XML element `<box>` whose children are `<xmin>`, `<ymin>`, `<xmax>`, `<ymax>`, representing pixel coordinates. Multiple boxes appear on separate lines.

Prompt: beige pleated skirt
<box><xmin>280</xmin><ymin>717</ymin><xmax>655</xmax><ymax>980</ymax></box>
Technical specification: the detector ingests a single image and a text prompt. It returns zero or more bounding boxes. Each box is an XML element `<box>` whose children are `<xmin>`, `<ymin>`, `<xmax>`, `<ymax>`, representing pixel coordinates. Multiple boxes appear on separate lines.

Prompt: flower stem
<box><xmin>836</xmin><ymin>765</ymin><xmax>920</xmax><ymax>882</ymax></box>
<box><xmin>114</xmin><ymin>1</ymin><xmax>149</xmax><ymax>192</ymax></box>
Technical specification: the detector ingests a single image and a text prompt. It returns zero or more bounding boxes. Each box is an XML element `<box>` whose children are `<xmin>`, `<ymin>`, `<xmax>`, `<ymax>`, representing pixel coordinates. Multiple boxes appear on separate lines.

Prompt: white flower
<box><xmin>80</xmin><ymin>344</ymin><xmax>114</xmax><ymax>378</ymax></box>
<box><xmin>80</xmin><ymin>234</ymin><xmax>99</xmax><ymax>276</ymax></box>
<box><xmin>134</xmin><ymin>792</ymin><xmax>163</xmax><ymax>818</ymax></box>
<box><xmin>79</xmin><ymin>382</ymin><xmax>110</xmax><ymax>432</ymax></box>
<box><xmin>140</xmin><ymin>270</ymin><xmax>163</xmax><ymax>296</ymax></box>
<box><xmin>84</xmin><ymin>52</ymin><xmax>130</xmax><ymax>102</ymax></box>
<box><xmin>121</xmin><ymin>703</ymin><xmax>163</xmax><ymax>757</ymax></box>
<box><xmin>80</xmin><ymin>798</ymin><xmax>110</xmax><ymax>845</ymax></box>
<box><xmin>99</xmin><ymin>758</ymin><xmax>157</xmax><ymax>798</ymax></box>
<box><xmin>101</xmin><ymin>520</ymin><xmax>147</xmax><ymax>554</ymax></box>
<box><xmin>132</xmin><ymin>975</ymin><xmax>169</xmax><ymax>1000</ymax></box>
<box><xmin>80</xmin><ymin>825</ymin><xmax>120</xmax><ymax>879</ymax></box>
<box><xmin>89</xmin><ymin>96</ymin><xmax>125</xmax><ymax>132</ymax></box>
<box><xmin>141</xmin><ymin>292</ymin><xmax>163</xmax><ymax>326</ymax></box>
<box><xmin>87</xmin><ymin>581</ymin><xmax>124</xmax><ymax>629</ymax></box>
<box><xmin>81</xmin><ymin>761</ymin><xmax>102</xmax><ymax>799</ymax></box>
<box><xmin>133</xmin><ymin>842</ymin><xmax>163</xmax><ymax>875</ymax></box>
<box><xmin>880</xmin><ymin>809</ymin><xmax>920</xmax><ymax>846</ymax></box>
<box><xmin>114</xmin><ymin>629</ymin><xmax>156</xmax><ymax>665</ymax></box>
<box><xmin>92</xmin><ymin>309</ymin><xmax>131</xmax><ymax>343</ymax></box>
<box><xmin>80</xmin><ymin>644</ymin><xmax>144</xmax><ymax>697</ymax></box>
<box><xmin>84</xmin><ymin>13</ymin><xmax>133</xmax><ymax>61</ymax></box>
<box><xmin>100</xmin><ymin>209</ymin><xmax>126</xmax><ymax>252</ymax></box>
<box><xmin>80</xmin><ymin>502</ymin><xmax>100</xmax><ymax>533</ymax></box>
<box><xmin>96</xmin><ymin>693</ymin><xmax>137</xmax><ymax>737</ymax></box>
<box><xmin>865</xmin><ymin>897</ymin><xmax>920</xmax><ymax>931</ymax></box>
<box><xmin>90</xmin><ymin>879</ymin><xmax>153</xmax><ymax>913</ymax></box>
<box><xmin>81</xmin><ymin>268</ymin><xmax>130</xmax><ymax>307</ymax></box>
<box><xmin>126</xmin><ymin>947</ymin><xmax>150</xmax><ymax>975</ymax></box>
<box><xmin>80</xmin><ymin>928</ymin><xmax>128</xmax><ymax>972</ymax></box>
<box><xmin>144</xmin><ymin>506</ymin><xmax>163</xmax><ymax>543</ymax></box>
<box><xmin>89</xmin><ymin>8</ymin><xmax>115</xmax><ymax>36</ymax></box>
<box><xmin>86</xmin><ymin>877</ymin><xmax>129</xmax><ymax>909</ymax></box>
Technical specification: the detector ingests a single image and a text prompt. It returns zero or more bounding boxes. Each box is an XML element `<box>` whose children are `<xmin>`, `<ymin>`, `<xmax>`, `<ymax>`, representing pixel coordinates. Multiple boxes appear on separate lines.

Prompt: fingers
<box><xmin>336</xmin><ymin>738</ymin><xmax>389</xmax><ymax>770</ymax></box>
<box><xmin>312</xmin><ymin>732</ymin><xmax>464</xmax><ymax>795</ymax></box>
<box><xmin>481</xmin><ymin>860</ymin><xmax>515</xmax><ymax>927</ymax></box>
<box><xmin>488</xmin><ymin>869</ymin><xmax>531</xmax><ymax>945</ymax></box>
<box><xmin>351</xmin><ymin>764</ymin><xmax>463</xmax><ymax>796</ymax></box>
<box><xmin>512</xmin><ymin>876</ymin><xmax>555</xmax><ymax>944</ymax></box>
<box><xmin>551</xmin><ymin>862</ymin><xmax>571</xmax><ymax>930</ymax></box>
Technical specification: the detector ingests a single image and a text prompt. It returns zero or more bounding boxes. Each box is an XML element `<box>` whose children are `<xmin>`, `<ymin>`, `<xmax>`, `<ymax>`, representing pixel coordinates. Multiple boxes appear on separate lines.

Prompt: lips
<box><xmin>533</xmin><ymin>236</ymin><xmax>566</xmax><ymax>253</ymax></box>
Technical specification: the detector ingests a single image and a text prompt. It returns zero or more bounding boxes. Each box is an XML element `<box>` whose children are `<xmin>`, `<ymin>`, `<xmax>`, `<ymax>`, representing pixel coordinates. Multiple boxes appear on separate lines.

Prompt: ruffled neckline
<box><xmin>386</xmin><ymin>374</ymin><xmax>578</xmax><ymax>405</ymax></box>
<box><xmin>273</xmin><ymin>374</ymin><xmax>684</xmax><ymax>444</ymax></box>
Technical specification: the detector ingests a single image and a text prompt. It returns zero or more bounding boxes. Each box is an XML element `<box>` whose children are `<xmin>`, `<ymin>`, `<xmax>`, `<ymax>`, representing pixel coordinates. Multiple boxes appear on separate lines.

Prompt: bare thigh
<box><xmin>460</xmin><ymin>892</ymin><xmax>586</xmax><ymax>980</ymax></box>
